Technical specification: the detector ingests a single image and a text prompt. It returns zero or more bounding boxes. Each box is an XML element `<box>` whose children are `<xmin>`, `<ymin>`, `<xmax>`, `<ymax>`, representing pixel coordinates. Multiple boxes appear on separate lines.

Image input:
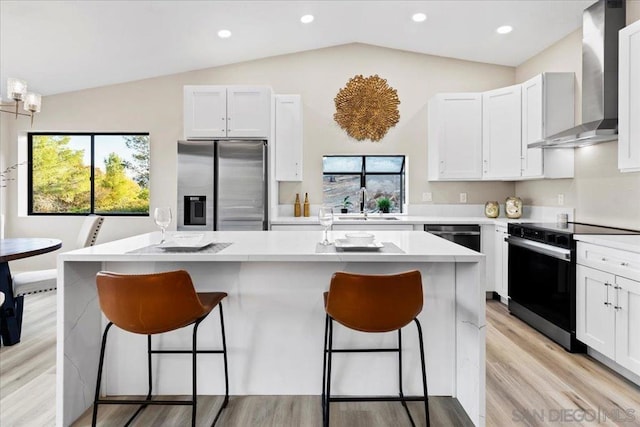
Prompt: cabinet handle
<box><xmin>614</xmin><ymin>306</ymin><xmax>622</xmax><ymax>311</ymax></box>
<box><xmin>620</xmin><ymin>262</ymin><xmax>629</xmax><ymax>267</ymax></box>
<box><xmin>614</xmin><ymin>285</ymin><xmax>622</xmax><ymax>290</ymax></box>
<box><xmin>604</xmin><ymin>282</ymin><xmax>611</xmax><ymax>287</ymax></box>
<box><xmin>601</xmin><ymin>257</ymin><xmax>607</xmax><ymax>261</ymax></box>
<box><xmin>604</xmin><ymin>301</ymin><xmax>612</xmax><ymax>306</ymax></box>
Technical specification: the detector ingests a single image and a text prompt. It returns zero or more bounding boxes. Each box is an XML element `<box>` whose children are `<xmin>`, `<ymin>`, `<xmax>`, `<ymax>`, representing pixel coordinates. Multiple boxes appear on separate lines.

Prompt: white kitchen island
<box><xmin>57</xmin><ymin>230</ymin><xmax>486</xmax><ymax>426</ymax></box>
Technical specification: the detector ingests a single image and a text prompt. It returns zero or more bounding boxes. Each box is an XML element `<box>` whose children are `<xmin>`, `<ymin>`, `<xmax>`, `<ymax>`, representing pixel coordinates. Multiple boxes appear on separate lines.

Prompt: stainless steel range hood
<box><xmin>530</xmin><ymin>0</ymin><xmax>625</xmax><ymax>149</ymax></box>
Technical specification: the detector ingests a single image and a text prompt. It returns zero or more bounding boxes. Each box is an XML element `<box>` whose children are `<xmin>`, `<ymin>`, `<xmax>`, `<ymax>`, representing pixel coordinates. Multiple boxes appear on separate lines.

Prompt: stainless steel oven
<box><xmin>507</xmin><ymin>222</ymin><xmax>638</xmax><ymax>353</ymax></box>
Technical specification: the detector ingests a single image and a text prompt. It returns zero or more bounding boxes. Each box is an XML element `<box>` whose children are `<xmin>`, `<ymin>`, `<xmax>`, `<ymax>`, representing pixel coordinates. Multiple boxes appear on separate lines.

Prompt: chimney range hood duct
<box><xmin>530</xmin><ymin>0</ymin><xmax>625</xmax><ymax>149</ymax></box>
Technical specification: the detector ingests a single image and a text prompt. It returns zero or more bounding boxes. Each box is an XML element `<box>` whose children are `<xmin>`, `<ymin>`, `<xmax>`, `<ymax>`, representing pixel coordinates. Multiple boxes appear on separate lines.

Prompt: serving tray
<box><xmin>334</xmin><ymin>239</ymin><xmax>384</xmax><ymax>251</ymax></box>
<box><xmin>157</xmin><ymin>239</ymin><xmax>215</xmax><ymax>251</ymax></box>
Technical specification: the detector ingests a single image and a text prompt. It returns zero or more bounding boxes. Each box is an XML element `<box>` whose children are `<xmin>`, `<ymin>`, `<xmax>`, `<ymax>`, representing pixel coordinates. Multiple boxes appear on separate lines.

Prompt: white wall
<box><xmin>1</xmin><ymin>43</ymin><xmax>517</xmax><ymax>270</ymax></box>
<box><xmin>514</xmin><ymin>6</ymin><xmax>640</xmax><ymax>230</ymax></box>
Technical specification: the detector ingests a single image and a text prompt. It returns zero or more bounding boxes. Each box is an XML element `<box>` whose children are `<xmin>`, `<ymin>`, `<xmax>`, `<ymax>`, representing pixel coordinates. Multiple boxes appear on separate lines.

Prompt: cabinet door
<box><xmin>500</xmin><ymin>229</ymin><xmax>509</xmax><ymax>301</ymax></box>
<box><xmin>520</xmin><ymin>75</ymin><xmax>544</xmax><ymax>177</ymax></box>
<box><xmin>275</xmin><ymin>95</ymin><xmax>303</xmax><ymax>181</ymax></box>
<box><xmin>184</xmin><ymin>86</ymin><xmax>227</xmax><ymax>139</ymax></box>
<box><xmin>427</xmin><ymin>93</ymin><xmax>482</xmax><ymax>180</ymax></box>
<box><xmin>332</xmin><ymin>224</ymin><xmax>414</xmax><ymax>231</ymax></box>
<box><xmin>271</xmin><ymin>224</ymin><xmax>323</xmax><ymax>231</ymax></box>
<box><xmin>615</xmin><ymin>275</ymin><xmax>640</xmax><ymax>376</ymax></box>
<box><xmin>576</xmin><ymin>265</ymin><xmax>616</xmax><ymax>359</ymax></box>
<box><xmin>493</xmin><ymin>227</ymin><xmax>505</xmax><ymax>300</ymax></box>
<box><xmin>227</xmin><ymin>87</ymin><xmax>271</xmax><ymax>138</ymax></box>
<box><xmin>482</xmin><ymin>85</ymin><xmax>522</xmax><ymax>179</ymax></box>
<box><xmin>619</xmin><ymin>19</ymin><xmax>640</xmax><ymax>173</ymax></box>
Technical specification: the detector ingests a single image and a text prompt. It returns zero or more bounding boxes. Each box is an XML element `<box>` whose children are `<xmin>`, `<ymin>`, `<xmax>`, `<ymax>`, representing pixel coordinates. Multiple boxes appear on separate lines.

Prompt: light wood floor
<box><xmin>1</xmin><ymin>294</ymin><xmax>639</xmax><ymax>426</ymax></box>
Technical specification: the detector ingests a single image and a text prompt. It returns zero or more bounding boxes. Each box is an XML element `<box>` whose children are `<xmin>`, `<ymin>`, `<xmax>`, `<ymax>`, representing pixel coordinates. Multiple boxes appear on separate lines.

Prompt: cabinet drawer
<box><xmin>332</xmin><ymin>224</ymin><xmax>414</xmax><ymax>231</ymax></box>
<box><xmin>577</xmin><ymin>242</ymin><xmax>640</xmax><ymax>282</ymax></box>
<box><xmin>271</xmin><ymin>224</ymin><xmax>323</xmax><ymax>231</ymax></box>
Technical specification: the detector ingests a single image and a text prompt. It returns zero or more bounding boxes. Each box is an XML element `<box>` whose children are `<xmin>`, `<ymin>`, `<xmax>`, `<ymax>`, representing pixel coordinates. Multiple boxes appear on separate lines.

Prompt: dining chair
<box><xmin>10</xmin><ymin>215</ymin><xmax>103</xmax><ymax>336</ymax></box>
<box><xmin>92</xmin><ymin>270</ymin><xmax>229</xmax><ymax>426</ymax></box>
<box><xmin>322</xmin><ymin>270</ymin><xmax>430</xmax><ymax>427</ymax></box>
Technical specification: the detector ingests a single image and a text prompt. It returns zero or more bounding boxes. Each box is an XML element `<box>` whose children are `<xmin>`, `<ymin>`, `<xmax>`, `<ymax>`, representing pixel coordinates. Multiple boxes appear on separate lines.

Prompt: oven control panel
<box><xmin>508</xmin><ymin>224</ymin><xmax>572</xmax><ymax>249</ymax></box>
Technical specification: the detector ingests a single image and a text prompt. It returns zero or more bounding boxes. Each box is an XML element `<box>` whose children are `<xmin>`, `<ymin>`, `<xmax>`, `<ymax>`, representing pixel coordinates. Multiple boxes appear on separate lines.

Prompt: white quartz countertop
<box><xmin>59</xmin><ymin>230</ymin><xmax>484</xmax><ymax>263</ymax></box>
<box><xmin>271</xmin><ymin>215</ymin><xmax>525</xmax><ymax>226</ymax></box>
<box><xmin>574</xmin><ymin>234</ymin><xmax>640</xmax><ymax>253</ymax></box>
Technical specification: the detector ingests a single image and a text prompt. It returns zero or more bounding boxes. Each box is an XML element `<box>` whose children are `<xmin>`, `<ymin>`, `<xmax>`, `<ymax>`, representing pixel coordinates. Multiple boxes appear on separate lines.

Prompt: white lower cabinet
<box><xmin>271</xmin><ymin>224</ymin><xmax>323</xmax><ymax>231</ymax></box>
<box><xmin>271</xmin><ymin>223</ymin><xmax>414</xmax><ymax>231</ymax></box>
<box><xmin>615</xmin><ymin>275</ymin><xmax>640</xmax><ymax>374</ymax></box>
<box><xmin>332</xmin><ymin>224</ymin><xmax>414</xmax><ymax>231</ymax></box>
<box><xmin>577</xmin><ymin>242</ymin><xmax>640</xmax><ymax>377</ymax></box>
<box><xmin>494</xmin><ymin>224</ymin><xmax>509</xmax><ymax>302</ymax></box>
<box><xmin>576</xmin><ymin>265</ymin><xmax>616</xmax><ymax>358</ymax></box>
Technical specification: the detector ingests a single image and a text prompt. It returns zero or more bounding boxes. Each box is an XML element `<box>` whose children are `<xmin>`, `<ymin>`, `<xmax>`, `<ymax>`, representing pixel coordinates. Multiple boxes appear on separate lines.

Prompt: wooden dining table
<box><xmin>0</xmin><ymin>238</ymin><xmax>62</xmax><ymax>346</ymax></box>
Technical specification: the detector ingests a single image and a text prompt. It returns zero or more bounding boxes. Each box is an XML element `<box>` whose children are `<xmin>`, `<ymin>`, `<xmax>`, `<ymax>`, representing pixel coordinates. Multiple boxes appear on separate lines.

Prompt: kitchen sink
<box><xmin>337</xmin><ymin>216</ymin><xmax>399</xmax><ymax>220</ymax></box>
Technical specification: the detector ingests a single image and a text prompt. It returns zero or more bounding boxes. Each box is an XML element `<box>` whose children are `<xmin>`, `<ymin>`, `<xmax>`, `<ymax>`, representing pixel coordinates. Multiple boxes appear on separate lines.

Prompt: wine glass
<box><xmin>318</xmin><ymin>206</ymin><xmax>334</xmax><ymax>246</ymax></box>
<box><xmin>154</xmin><ymin>207</ymin><xmax>172</xmax><ymax>243</ymax></box>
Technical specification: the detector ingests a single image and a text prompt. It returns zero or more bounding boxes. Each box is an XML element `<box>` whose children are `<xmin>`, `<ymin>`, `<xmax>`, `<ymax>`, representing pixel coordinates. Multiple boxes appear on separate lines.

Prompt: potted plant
<box><xmin>377</xmin><ymin>197</ymin><xmax>391</xmax><ymax>214</ymax></box>
<box><xmin>340</xmin><ymin>196</ymin><xmax>352</xmax><ymax>214</ymax></box>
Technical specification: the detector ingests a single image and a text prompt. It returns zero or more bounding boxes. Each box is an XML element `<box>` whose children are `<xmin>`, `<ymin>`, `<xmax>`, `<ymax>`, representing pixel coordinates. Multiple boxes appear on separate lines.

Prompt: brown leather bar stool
<box><xmin>92</xmin><ymin>270</ymin><xmax>229</xmax><ymax>427</ymax></box>
<box><xmin>322</xmin><ymin>270</ymin><xmax>429</xmax><ymax>427</ymax></box>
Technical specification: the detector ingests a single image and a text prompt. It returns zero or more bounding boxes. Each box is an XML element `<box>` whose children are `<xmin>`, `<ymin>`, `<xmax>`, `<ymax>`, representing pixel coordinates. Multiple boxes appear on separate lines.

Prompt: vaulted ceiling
<box><xmin>0</xmin><ymin>0</ymin><xmax>593</xmax><ymax>96</ymax></box>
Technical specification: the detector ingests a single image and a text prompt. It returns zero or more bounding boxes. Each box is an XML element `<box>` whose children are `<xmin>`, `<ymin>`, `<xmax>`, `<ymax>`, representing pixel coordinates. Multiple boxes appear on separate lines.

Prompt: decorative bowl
<box><xmin>344</xmin><ymin>232</ymin><xmax>375</xmax><ymax>246</ymax></box>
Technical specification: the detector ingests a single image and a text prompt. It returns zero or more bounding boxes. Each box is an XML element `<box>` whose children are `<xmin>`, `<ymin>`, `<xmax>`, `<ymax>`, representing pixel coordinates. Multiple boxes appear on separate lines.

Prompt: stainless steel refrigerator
<box><xmin>177</xmin><ymin>139</ymin><xmax>268</xmax><ymax>231</ymax></box>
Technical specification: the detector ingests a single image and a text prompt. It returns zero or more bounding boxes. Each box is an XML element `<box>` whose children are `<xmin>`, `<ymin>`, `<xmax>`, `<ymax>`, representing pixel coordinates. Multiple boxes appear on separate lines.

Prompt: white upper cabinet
<box><xmin>184</xmin><ymin>86</ymin><xmax>271</xmax><ymax>139</ymax></box>
<box><xmin>520</xmin><ymin>72</ymin><xmax>575</xmax><ymax>179</ymax></box>
<box><xmin>619</xmin><ymin>19</ymin><xmax>640</xmax><ymax>173</ymax></box>
<box><xmin>184</xmin><ymin>86</ymin><xmax>227</xmax><ymax>138</ymax></box>
<box><xmin>482</xmin><ymin>85</ymin><xmax>522</xmax><ymax>180</ymax></box>
<box><xmin>428</xmin><ymin>93</ymin><xmax>482</xmax><ymax>181</ymax></box>
<box><xmin>274</xmin><ymin>95</ymin><xmax>303</xmax><ymax>181</ymax></box>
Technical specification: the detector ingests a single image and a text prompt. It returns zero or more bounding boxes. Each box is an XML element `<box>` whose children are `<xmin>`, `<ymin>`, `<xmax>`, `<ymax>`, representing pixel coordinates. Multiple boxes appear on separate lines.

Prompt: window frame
<box><xmin>27</xmin><ymin>132</ymin><xmax>150</xmax><ymax>217</ymax></box>
<box><xmin>322</xmin><ymin>155</ymin><xmax>406</xmax><ymax>213</ymax></box>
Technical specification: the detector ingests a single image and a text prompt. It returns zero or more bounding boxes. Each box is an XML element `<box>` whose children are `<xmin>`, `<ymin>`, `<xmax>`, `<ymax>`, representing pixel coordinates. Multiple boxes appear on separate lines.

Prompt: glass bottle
<box><xmin>303</xmin><ymin>193</ymin><xmax>310</xmax><ymax>217</ymax></box>
<box><xmin>294</xmin><ymin>193</ymin><xmax>301</xmax><ymax>217</ymax></box>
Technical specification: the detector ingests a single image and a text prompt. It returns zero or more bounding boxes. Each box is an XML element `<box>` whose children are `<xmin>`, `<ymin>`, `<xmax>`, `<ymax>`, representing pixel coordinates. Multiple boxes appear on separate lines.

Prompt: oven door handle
<box><xmin>506</xmin><ymin>236</ymin><xmax>571</xmax><ymax>262</ymax></box>
<box><xmin>428</xmin><ymin>231</ymin><xmax>481</xmax><ymax>236</ymax></box>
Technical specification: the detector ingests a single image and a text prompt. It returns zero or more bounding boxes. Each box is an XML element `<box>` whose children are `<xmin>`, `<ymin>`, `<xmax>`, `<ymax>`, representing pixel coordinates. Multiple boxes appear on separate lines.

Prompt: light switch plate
<box><xmin>460</xmin><ymin>192</ymin><xmax>467</xmax><ymax>203</ymax></box>
<box><xmin>422</xmin><ymin>192</ymin><xmax>433</xmax><ymax>202</ymax></box>
<box><xmin>558</xmin><ymin>194</ymin><xmax>564</xmax><ymax>206</ymax></box>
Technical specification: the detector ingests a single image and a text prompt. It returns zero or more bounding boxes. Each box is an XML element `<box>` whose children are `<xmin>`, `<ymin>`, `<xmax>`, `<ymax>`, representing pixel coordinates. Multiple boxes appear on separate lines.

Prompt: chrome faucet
<box><xmin>359</xmin><ymin>187</ymin><xmax>368</xmax><ymax>217</ymax></box>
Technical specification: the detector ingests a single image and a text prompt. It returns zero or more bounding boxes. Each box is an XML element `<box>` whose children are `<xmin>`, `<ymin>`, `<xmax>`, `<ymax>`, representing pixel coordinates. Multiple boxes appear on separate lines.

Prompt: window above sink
<box><xmin>322</xmin><ymin>155</ymin><xmax>405</xmax><ymax>214</ymax></box>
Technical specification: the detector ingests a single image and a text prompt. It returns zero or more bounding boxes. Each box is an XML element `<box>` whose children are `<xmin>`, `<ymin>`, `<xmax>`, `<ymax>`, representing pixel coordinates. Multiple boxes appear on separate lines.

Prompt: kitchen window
<box><xmin>322</xmin><ymin>155</ymin><xmax>405</xmax><ymax>213</ymax></box>
<box><xmin>28</xmin><ymin>133</ymin><xmax>150</xmax><ymax>215</ymax></box>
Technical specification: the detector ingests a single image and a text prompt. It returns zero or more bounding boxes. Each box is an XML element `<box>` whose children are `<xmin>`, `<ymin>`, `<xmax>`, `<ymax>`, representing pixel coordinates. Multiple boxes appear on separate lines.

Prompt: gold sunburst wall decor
<box><xmin>333</xmin><ymin>74</ymin><xmax>400</xmax><ymax>142</ymax></box>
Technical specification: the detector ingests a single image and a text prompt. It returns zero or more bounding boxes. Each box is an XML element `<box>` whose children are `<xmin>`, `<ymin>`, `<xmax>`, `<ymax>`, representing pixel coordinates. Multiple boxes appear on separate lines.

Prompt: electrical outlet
<box><xmin>558</xmin><ymin>194</ymin><xmax>564</xmax><ymax>206</ymax></box>
<box><xmin>422</xmin><ymin>192</ymin><xmax>433</xmax><ymax>202</ymax></box>
<box><xmin>459</xmin><ymin>192</ymin><xmax>467</xmax><ymax>203</ymax></box>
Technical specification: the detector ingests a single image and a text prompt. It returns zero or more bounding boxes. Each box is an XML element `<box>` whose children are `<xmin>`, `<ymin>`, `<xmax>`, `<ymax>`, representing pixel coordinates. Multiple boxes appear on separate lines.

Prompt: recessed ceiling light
<box><xmin>496</xmin><ymin>25</ymin><xmax>513</xmax><ymax>34</ymax></box>
<box><xmin>300</xmin><ymin>14</ymin><xmax>314</xmax><ymax>24</ymax></box>
<box><xmin>218</xmin><ymin>29</ymin><xmax>232</xmax><ymax>39</ymax></box>
<box><xmin>412</xmin><ymin>12</ymin><xmax>427</xmax><ymax>23</ymax></box>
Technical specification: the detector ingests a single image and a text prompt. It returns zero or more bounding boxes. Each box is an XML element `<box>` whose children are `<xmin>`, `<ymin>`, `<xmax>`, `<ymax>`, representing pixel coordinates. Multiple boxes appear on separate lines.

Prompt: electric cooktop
<box><xmin>519</xmin><ymin>222</ymin><xmax>640</xmax><ymax>235</ymax></box>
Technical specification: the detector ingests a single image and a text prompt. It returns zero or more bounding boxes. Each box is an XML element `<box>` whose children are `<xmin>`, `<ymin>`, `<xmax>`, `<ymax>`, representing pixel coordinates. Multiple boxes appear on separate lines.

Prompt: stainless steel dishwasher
<box><xmin>424</xmin><ymin>224</ymin><xmax>481</xmax><ymax>251</ymax></box>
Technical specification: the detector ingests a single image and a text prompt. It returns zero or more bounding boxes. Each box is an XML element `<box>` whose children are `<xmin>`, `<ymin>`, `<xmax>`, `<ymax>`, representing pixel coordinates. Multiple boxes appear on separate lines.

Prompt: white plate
<box><xmin>334</xmin><ymin>239</ymin><xmax>384</xmax><ymax>251</ymax></box>
<box><xmin>157</xmin><ymin>239</ymin><xmax>215</xmax><ymax>250</ymax></box>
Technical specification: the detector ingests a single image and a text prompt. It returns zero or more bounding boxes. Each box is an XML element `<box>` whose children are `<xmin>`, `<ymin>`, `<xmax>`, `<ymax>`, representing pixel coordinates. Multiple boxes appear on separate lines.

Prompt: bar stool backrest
<box><xmin>326</xmin><ymin>270</ymin><xmax>423</xmax><ymax>333</ymax></box>
<box><xmin>96</xmin><ymin>270</ymin><xmax>208</xmax><ymax>335</ymax></box>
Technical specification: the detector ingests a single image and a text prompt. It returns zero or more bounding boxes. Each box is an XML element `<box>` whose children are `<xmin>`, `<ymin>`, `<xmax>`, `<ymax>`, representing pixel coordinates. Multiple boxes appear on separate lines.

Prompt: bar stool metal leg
<box><xmin>321</xmin><ymin>314</ymin><xmax>329</xmax><ymax>414</ymax></box>
<box><xmin>323</xmin><ymin>318</ymin><xmax>334</xmax><ymax>427</ymax></box>
<box><xmin>415</xmin><ymin>318</ymin><xmax>430</xmax><ymax>427</ymax></box>
<box><xmin>92</xmin><ymin>322</ymin><xmax>114</xmax><ymax>427</ymax></box>
<box><xmin>215</xmin><ymin>303</ymin><xmax>230</xmax><ymax>419</ymax></box>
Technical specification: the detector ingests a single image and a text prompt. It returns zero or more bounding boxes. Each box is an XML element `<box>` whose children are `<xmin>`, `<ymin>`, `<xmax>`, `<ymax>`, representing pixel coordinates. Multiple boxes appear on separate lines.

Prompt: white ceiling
<box><xmin>0</xmin><ymin>0</ymin><xmax>593</xmax><ymax>96</ymax></box>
